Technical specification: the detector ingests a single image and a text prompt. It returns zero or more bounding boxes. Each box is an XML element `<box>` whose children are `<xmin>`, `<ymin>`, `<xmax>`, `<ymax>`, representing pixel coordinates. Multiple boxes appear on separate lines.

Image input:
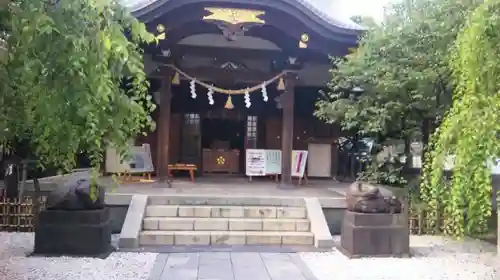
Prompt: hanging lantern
<box><xmin>225</xmin><ymin>95</ymin><xmax>234</xmax><ymax>109</ymax></box>
<box><xmin>277</xmin><ymin>77</ymin><xmax>285</xmax><ymax>91</ymax></box>
<box><xmin>171</xmin><ymin>72</ymin><xmax>180</xmax><ymax>85</ymax></box>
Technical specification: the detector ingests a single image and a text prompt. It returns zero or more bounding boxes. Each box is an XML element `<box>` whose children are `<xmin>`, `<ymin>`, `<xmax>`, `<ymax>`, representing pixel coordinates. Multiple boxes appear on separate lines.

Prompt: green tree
<box><xmin>0</xmin><ymin>0</ymin><xmax>155</xmax><ymax>173</ymax></box>
<box><xmin>421</xmin><ymin>0</ymin><xmax>500</xmax><ymax>238</ymax></box>
<box><xmin>316</xmin><ymin>0</ymin><xmax>479</xmax><ymax>158</ymax></box>
<box><xmin>350</xmin><ymin>15</ymin><xmax>378</xmax><ymax>28</ymax></box>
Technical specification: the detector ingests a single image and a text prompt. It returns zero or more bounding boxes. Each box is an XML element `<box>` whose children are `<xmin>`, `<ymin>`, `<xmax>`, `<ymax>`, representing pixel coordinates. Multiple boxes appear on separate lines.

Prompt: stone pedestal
<box><xmin>34</xmin><ymin>207</ymin><xmax>112</xmax><ymax>257</ymax></box>
<box><xmin>340</xmin><ymin>210</ymin><xmax>409</xmax><ymax>258</ymax></box>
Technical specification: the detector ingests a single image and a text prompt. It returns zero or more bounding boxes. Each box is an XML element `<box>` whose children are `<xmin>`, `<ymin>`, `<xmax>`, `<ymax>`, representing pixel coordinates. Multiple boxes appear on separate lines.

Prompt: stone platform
<box><xmin>340</xmin><ymin>210</ymin><xmax>409</xmax><ymax>258</ymax></box>
<box><xmin>34</xmin><ymin>207</ymin><xmax>112</xmax><ymax>257</ymax></box>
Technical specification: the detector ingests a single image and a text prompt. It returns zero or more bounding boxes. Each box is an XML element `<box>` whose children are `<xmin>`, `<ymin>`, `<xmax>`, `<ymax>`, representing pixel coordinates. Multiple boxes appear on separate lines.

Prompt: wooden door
<box><xmin>180</xmin><ymin>113</ymin><xmax>201</xmax><ymax>168</ymax></box>
<box><xmin>307</xmin><ymin>143</ymin><xmax>332</xmax><ymax>177</ymax></box>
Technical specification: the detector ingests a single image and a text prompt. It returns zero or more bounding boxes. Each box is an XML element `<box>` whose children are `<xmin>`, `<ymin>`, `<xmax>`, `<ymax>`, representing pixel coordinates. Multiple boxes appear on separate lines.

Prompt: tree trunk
<box><xmin>420</xmin><ymin>119</ymin><xmax>432</xmax><ymax>175</ymax></box>
<box><xmin>404</xmin><ymin>136</ymin><xmax>413</xmax><ymax>172</ymax></box>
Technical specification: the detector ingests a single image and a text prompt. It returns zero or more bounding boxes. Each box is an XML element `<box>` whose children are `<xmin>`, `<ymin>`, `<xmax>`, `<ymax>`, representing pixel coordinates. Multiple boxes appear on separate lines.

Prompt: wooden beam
<box><xmin>279</xmin><ymin>72</ymin><xmax>297</xmax><ymax>188</ymax></box>
<box><xmin>156</xmin><ymin>68</ymin><xmax>174</xmax><ymax>183</ymax></box>
<box><xmin>146</xmin><ymin>43</ymin><xmax>330</xmax><ymax>64</ymax></box>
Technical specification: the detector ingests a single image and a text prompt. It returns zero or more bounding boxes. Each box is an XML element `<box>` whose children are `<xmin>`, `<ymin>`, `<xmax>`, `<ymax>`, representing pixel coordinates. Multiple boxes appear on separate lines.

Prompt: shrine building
<box><xmin>125</xmin><ymin>0</ymin><xmax>363</xmax><ymax>187</ymax></box>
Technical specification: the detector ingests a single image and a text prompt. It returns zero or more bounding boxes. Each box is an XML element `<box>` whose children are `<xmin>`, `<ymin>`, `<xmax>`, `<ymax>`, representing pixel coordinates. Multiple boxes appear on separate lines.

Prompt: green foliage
<box><xmin>0</xmin><ymin>0</ymin><xmax>155</xmax><ymax>172</ymax></box>
<box><xmin>316</xmin><ymin>0</ymin><xmax>479</xmax><ymax>143</ymax></box>
<box><xmin>358</xmin><ymin>156</ymin><xmax>408</xmax><ymax>187</ymax></box>
<box><xmin>421</xmin><ymin>0</ymin><xmax>500</xmax><ymax>238</ymax></box>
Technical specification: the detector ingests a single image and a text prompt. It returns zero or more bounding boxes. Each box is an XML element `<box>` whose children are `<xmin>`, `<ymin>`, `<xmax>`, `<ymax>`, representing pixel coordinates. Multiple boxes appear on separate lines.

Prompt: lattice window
<box><xmin>247</xmin><ymin>116</ymin><xmax>257</xmax><ymax>138</ymax></box>
<box><xmin>184</xmin><ymin>113</ymin><xmax>200</xmax><ymax>125</ymax></box>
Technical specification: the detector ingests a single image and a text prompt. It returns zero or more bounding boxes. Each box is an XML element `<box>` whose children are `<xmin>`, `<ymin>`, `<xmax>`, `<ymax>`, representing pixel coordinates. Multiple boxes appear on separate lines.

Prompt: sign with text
<box><xmin>265</xmin><ymin>149</ymin><xmax>281</xmax><ymax>175</ymax></box>
<box><xmin>245</xmin><ymin>149</ymin><xmax>308</xmax><ymax>178</ymax></box>
<box><xmin>245</xmin><ymin>149</ymin><xmax>266</xmax><ymax>176</ymax></box>
<box><xmin>291</xmin><ymin>150</ymin><xmax>308</xmax><ymax>178</ymax></box>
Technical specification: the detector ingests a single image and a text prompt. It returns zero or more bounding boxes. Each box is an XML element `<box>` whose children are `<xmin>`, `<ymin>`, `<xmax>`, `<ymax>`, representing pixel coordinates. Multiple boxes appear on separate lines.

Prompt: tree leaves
<box><xmin>421</xmin><ymin>0</ymin><xmax>500</xmax><ymax>237</ymax></box>
<box><xmin>316</xmin><ymin>0</ymin><xmax>479</xmax><ymax>143</ymax></box>
<box><xmin>0</xmin><ymin>0</ymin><xmax>155</xmax><ymax>172</ymax></box>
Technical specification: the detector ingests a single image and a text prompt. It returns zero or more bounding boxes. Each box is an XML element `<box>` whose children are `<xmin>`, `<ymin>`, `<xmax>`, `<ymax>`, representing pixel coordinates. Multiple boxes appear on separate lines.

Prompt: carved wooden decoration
<box><xmin>203</xmin><ymin>8</ymin><xmax>265</xmax><ymax>41</ymax></box>
<box><xmin>203</xmin><ymin>8</ymin><xmax>265</xmax><ymax>25</ymax></box>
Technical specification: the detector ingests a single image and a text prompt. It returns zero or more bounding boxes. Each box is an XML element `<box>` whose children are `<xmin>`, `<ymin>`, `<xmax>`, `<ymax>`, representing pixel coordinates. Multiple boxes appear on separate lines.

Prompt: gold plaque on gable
<box><xmin>203</xmin><ymin>7</ymin><xmax>265</xmax><ymax>25</ymax></box>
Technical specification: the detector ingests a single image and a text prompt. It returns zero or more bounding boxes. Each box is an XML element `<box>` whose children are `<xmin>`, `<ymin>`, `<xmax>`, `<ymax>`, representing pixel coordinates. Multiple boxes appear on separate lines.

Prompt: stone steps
<box><xmin>139</xmin><ymin>204</ymin><xmax>313</xmax><ymax>246</ymax></box>
<box><xmin>119</xmin><ymin>195</ymin><xmax>335</xmax><ymax>249</ymax></box>
<box><xmin>143</xmin><ymin>217</ymin><xmax>310</xmax><ymax>232</ymax></box>
<box><xmin>145</xmin><ymin>205</ymin><xmax>307</xmax><ymax>219</ymax></box>
<box><xmin>139</xmin><ymin>230</ymin><xmax>314</xmax><ymax>246</ymax></box>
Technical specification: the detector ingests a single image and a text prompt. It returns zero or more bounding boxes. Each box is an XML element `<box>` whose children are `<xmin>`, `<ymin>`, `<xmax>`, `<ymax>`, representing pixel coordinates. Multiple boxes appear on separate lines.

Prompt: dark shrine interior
<box><xmin>201</xmin><ymin>118</ymin><xmax>245</xmax><ymax>151</ymax></box>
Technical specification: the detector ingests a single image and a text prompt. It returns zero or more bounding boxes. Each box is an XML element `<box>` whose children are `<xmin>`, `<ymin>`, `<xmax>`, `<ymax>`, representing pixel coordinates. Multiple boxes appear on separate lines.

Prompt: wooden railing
<box><xmin>0</xmin><ymin>196</ymin><xmax>47</xmax><ymax>232</ymax></box>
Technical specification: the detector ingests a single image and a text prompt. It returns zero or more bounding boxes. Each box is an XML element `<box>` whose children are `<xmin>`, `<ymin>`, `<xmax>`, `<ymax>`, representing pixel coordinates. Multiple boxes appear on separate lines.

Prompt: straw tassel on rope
<box><xmin>277</xmin><ymin>77</ymin><xmax>285</xmax><ymax>91</ymax></box>
<box><xmin>225</xmin><ymin>95</ymin><xmax>234</xmax><ymax>109</ymax></box>
<box><xmin>171</xmin><ymin>72</ymin><xmax>180</xmax><ymax>85</ymax></box>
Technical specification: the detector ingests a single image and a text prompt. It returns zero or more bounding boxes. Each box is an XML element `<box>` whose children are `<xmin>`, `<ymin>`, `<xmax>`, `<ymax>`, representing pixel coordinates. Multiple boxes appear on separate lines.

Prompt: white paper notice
<box><xmin>246</xmin><ymin>149</ymin><xmax>266</xmax><ymax>176</ymax></box>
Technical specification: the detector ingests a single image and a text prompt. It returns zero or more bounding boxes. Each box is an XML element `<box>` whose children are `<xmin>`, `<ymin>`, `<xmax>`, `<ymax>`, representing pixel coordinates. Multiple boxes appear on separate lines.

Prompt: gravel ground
<box><xmin>1</xmin><ymin>233</ymin><xmax>498</xmax><ymax>280</ymax></box>
<box><xmin>0</xmin><ymin>233</ymin><xmax>157</xmax><ymax>280</ymax></box>
<box><xmin>300</xmin><ymin>235</ymin><xmax>499</xmax><ymax>280</ymax></box>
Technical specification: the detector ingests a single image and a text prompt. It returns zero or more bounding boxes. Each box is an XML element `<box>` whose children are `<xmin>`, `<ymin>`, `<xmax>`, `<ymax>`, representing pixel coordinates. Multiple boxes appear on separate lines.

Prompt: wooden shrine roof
<box><xmin>121</xmin><ymin>0</ymin><xmax>365</xmax><ymax>34</ymax></box>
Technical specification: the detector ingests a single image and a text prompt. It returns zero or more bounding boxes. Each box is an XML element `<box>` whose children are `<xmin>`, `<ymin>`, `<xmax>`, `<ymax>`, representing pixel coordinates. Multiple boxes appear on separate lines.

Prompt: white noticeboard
<box><xmin>265</xmin><ymin>149</ymin><xmax>281</xmax><ymax>175</ymax></box>
<box><xmin>105</xmin><ymin>144</ymin><xmax>154</xmax><ymax>174</ymax></box>
<box><xmin>245</xmin><ymin>149</ymin><xmax>266</xmax><ymax>176</ymax></box>
<box><xmin>245</xmin><ymin>149</ymin><xmax>308</xmax><ymax>178</ymax></box>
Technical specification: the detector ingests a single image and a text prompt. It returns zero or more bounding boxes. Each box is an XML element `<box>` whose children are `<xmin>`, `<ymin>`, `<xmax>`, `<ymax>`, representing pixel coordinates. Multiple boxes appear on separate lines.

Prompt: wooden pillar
<box><xmin>157</xmin><ymin>68</ymin><xmax>173</xmax><ymax>182</ymax></box>
<box><xmin>279</xmin><ymin>72</ymin><xmax>297</xmax><ymax>188</ymax></box>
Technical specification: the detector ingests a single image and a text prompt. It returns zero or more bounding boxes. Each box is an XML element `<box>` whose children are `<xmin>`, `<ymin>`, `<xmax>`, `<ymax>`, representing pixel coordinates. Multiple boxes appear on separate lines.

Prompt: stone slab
<box><xmin>119</xmin><ymin>195</ymin><xmax>148</xmax><ymax>248</ymax></box>
<box><xmin>304</xmin><ymin>198</ymin><xmax>334</xmax><ymax>249</ymax></box>
<box><xmin>198</xmin><ymin>252</ymin><xmax>234</xmax><ymax>280</ymax></box>
<box><xmin>146</xmin><ymin>195</ymin><xmax>306</xmax><ymax>207</ymax></box>
<box><xmin>146</xmin><ymin>205</ymin><xmax>179</xmax><ymax>217</ymax></box>
<box><xmin>210</xmin><ymin>231</ymin><xmax>247</xmax><ymax>245</ymax></box>
<box><xmin>140</xmin><ymin>231</ymin><xmax>314</xmax><ymax>246</ymax></box>
<box><xmin>147</xmin><ymin>254</ymin><xmax>169</xmax><ymax>280</ymax></box>
<box><xmin>106</xmin><ymin>193</ymin><xmax>344</xmax><ymax>209</ymax></box>
<box><xmin>261</xmin><ymin>253</ymin><xmax>308</xmax><ymax>280</ymax></box>
<box><xmin>160</xmin><ymin>253</ymin><xmax>199</xmax><ymax>280</ymax></box>
<box><xmin>231</xmin><ymin>253</ymin><xmax>271</xmax><ymax>280</ymax></box>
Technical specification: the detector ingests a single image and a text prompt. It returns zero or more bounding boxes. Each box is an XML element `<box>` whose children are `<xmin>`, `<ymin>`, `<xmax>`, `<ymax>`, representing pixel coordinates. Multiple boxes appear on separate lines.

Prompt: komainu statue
<box><xmin>346</xmin><ymin>181</ymin><xmax>402</xmax><ymax>214</ymax></box>
<box><xmin>46</xmin><ymin>172</ymin><xmax>105</xmax><ymax>210</ymax></box>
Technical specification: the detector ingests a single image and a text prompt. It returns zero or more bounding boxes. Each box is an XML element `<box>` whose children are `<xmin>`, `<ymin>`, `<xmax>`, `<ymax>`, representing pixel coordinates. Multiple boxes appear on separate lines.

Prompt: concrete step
<box><xmin>145</xmin><ymin>205</ymin><xmax>307</xmax><ymax>219</ymax></box>
<box><xmin>139</xmin><ymin>230</ymin><xmax>314</xmax><ymax>246</ymax></box>
<box><xmin>143</xmin><ymin>217</ymin><xmax>310</xmax><ymax>232</ymax></box>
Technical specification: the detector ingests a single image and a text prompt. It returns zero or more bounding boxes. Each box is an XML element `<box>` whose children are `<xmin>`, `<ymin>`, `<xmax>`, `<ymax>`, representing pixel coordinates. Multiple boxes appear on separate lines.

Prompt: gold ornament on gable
<box><xmin>203</xmin><ymin>7</ymin><xmax>265</xmax><ymax>25</ymax></box>
<box><xmin>299</xmin><ymin>33</ymin><xmax>309</xmax><ymax>49</ymax></box>
<box><xmin>155</xmin><ymin>24</ymin><xmax>166</xmax><ymax>41</ymax></box>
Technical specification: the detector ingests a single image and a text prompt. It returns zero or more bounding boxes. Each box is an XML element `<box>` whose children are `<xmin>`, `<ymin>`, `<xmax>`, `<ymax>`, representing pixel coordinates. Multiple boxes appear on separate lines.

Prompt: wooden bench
<box><xmin>168</xmin><ymin>164</ymin><xmax>198</xmax><ymax>182</ymax></box>
<box><xmin>118</xmin><ymin>171</ymin><xmax>153</xmax><ymax>183</ymax></box>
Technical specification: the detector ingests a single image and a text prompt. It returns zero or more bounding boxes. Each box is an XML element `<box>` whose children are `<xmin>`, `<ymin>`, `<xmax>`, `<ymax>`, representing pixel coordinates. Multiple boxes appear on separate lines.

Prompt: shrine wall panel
<box><xmin>265</xmin><ymin>117</ymin><xmax>282</xmax><ymax>149</ymax></box>
<box><xmin>169</xmin><ymin>113</ymin><xmax>181</xmax><ymax>164</ymax></box>
<box><xmin>293</xmin><ymin>119</ymin><xmax>309</xmax><ymax>150</ymax></box>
